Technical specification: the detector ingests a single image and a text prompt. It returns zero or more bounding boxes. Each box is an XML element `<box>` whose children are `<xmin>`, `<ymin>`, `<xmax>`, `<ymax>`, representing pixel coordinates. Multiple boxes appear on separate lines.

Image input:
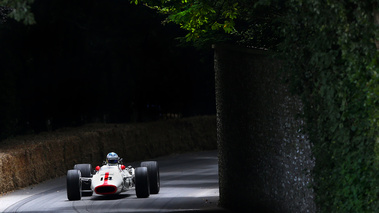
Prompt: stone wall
<box><xmin>214</xmin><ymin>44</ymin><xmax>315</xmax><ymax>212</ymax></box>
<box><xmin>0</xmin><ymin>116</ymin><xmax>217</xmax><ymax>194</ymax></box>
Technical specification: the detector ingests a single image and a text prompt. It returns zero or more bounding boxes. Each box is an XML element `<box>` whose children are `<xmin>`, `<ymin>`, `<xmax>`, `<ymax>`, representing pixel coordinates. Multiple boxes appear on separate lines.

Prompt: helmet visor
<box><xmin>108</xmin><ymin>159</ymin><xmax>118</xmax><ymax>164</ymax></box>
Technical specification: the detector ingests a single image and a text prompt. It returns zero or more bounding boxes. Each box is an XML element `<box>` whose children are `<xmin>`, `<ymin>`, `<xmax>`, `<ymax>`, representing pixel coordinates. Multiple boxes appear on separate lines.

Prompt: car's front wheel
<box><xmin>67</xmin><ymin>169</ymin><xmax>82</xmax><ymax>201</ymax></box>
<box><xmin>135</xmin><ymin>167</ymin><xmax>150</xmax><ymax>198</ymax></box>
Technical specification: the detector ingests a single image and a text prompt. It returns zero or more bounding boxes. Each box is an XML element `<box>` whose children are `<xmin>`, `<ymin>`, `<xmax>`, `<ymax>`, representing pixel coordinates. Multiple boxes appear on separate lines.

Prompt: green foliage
<box><xmin>132</xmin><ymin>0</ymin><xmax>241</xmax><ymax>43</ymax></box>
<box><xmin>278</xmin><ymin>0</ymin><xmax>379</xmax><ymax>212</ymax></box>
<box><xmin>132</xmin><ymin>0</ymin><xmax>283</xmax><ymax>49</ymax></box>
<box><xmin>0</xmin><ymin>0</ymin><xmax>35</xmax><ymax>24</ymax></box>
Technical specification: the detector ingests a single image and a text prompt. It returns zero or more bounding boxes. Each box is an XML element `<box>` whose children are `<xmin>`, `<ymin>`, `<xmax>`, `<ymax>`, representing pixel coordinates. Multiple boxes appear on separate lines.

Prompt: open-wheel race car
<box><xmin>66</xmin><ymin>152</ymin><xmax>160</xmax><ymax>200</ymax></box>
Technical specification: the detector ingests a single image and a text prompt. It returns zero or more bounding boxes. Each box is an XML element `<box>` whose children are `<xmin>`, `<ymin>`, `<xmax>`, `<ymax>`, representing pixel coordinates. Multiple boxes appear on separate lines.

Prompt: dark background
<box><xmin>0</xmin><ymin>0</ymin><xmax>215</xmax><ymax>140</ymax></box>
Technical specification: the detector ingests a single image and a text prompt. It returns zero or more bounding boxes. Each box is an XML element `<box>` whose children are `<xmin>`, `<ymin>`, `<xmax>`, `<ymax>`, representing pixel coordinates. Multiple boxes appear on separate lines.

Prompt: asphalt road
<box><xmin>0</xmin><ymin>150</ymin><xmax>229</xmax><ymax>213</ymax></box>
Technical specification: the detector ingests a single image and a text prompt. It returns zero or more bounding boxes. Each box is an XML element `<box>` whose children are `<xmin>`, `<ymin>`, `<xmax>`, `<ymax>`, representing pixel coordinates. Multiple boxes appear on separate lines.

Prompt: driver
<box><xmin>104</xmin><ymin>152</ymin><xmax>134</xmax><ymax>175</ymax></box>
<box><xmin>106</xmin><ymin>152</ymin><xmax>119</xmax><ymax>166</ymax></box>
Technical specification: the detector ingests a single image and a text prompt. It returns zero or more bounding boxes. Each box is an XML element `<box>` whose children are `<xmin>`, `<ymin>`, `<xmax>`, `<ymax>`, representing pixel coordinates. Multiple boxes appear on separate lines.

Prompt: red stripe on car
<box><xmin>104</xmin><ymin>172</ymin><xmax>109</xmax><ymax>184</ymax></box>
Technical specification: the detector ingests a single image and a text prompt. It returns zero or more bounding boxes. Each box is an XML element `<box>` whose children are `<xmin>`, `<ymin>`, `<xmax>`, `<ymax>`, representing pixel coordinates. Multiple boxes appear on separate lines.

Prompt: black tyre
<box><xmin>74</xmin><ymin>164</ymin><xmax>93</xmax><ymax>196</ymax></box>
<box><xmin>135</xmin><ymin>167</ymin><xmax>150</xmax><ymax>198</ymax></box>
<box><xmin>141</xmin><ymin>161</ymin><xmax>160</xmax><ymax>194</ymax></box>
<box><xmin>67</xmin><ymin>169</ymin><xmax>82</xmax><ymax>201</ymax></box>
<box><xmin>74</xmin><ymin>164</ymin><xmax>92</xmax><ymax>177</ymax></box>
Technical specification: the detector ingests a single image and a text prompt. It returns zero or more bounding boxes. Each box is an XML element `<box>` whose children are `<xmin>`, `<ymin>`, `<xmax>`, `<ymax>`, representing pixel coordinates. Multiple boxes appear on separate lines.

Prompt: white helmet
<box><xmin>106</xmin><ymin>152</ymin><xmax>119</xmax><ymax>165</ymax></box>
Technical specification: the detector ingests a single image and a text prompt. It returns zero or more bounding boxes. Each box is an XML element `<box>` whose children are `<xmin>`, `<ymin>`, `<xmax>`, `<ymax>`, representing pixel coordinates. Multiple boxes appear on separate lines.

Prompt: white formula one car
<box><xmin>66</xmin><ymin>159</ymin><xmax>160</xmax><ymax>200</ymax></box>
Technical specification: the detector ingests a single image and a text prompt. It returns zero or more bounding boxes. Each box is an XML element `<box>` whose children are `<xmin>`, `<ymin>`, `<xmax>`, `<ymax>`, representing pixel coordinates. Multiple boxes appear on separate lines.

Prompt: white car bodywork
<box><xmin>90</xmin><ymin>165</ymin><xmax>135</xmax><ymax>195</ymax></box>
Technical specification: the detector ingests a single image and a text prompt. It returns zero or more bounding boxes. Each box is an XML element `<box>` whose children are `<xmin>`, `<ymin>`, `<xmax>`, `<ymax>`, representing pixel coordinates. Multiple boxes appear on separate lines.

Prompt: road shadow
<box><xmin>90</xmin><ymin>194</ymin><xmax>132</xmax><ymax>201</ymax></box>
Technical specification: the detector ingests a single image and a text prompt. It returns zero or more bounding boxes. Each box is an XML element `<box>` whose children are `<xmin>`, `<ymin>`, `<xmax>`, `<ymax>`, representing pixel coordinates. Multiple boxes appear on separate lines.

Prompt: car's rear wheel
<box><xmin>74</xmin><ymin>164</ymin><xmax>92</xmax><ymax>177</ymax></box>
<box><xmin>67</xmin><ymin>169</ymin><xmax>82</xmax><ymax>201</ymax></box>
<box><xmin>135</xmin><ymin>167</ymin><xmax>150</xmax><ymax>198</ymax></box>
<box><xmin>74</xmin><ymin>164</ymin><xmax>93</xmax><ymax>196</ymax></box>
<box><xmin>141</xmin><ymin>161</ymin><xmax>160</xmax><ymax>194</ymax></box>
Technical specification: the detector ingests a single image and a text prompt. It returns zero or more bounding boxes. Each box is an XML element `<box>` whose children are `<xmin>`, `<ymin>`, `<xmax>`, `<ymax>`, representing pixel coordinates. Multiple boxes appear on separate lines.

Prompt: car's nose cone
<box><xmin>94</xmin><ymin>185</ymin><xmax>118</xmax><ymax>195</ymax></box>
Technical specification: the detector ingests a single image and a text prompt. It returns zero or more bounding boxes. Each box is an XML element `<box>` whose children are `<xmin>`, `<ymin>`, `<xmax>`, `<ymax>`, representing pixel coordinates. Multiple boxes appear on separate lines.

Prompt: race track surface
<box><xmin>0</xmin><ymin>150</ymin><xmax>228</xmax><ymax>212</ymax></box>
